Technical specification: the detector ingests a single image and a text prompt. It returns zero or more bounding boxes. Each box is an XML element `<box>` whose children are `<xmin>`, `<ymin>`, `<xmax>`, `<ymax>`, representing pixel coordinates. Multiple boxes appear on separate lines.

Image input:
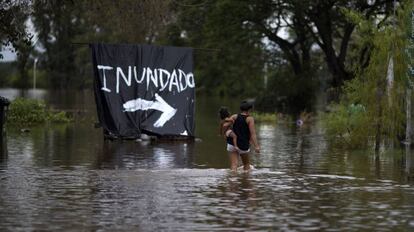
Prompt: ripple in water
<box><xmin>0</xmin><ymin>167</ymin><xmax>413</xmax><ymax>231</ymax></box>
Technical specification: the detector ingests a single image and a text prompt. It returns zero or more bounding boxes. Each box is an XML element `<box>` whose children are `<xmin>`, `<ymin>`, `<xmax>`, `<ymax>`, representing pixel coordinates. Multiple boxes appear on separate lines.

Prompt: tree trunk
<box><xmin>17</xmin><ymin>53</ymin><xmax>29</xmax><ymax>89</ymax></box>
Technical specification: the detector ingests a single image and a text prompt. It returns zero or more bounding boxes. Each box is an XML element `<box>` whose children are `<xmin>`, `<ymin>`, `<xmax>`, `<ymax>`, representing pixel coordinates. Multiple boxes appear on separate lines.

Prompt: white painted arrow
<box><xmin>123</xmin><ymin>93</ymin><xmax>177</xmax><ymax>127</ymax></box>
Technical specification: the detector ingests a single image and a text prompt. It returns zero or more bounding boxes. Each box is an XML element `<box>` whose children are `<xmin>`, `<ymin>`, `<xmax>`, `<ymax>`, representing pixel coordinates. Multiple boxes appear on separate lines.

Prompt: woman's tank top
<box><xmin>227</xmin><ymin>114</ymin><xmax>251</xmax><ymax>151</ymax></box>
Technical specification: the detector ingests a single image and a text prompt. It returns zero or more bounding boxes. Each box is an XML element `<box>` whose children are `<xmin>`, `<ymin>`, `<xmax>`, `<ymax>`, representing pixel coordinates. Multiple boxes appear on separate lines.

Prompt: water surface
<box><xmin>0</xmin><ymin>89</ymin><xmax>413</xmax><ymax>231</ymax></box>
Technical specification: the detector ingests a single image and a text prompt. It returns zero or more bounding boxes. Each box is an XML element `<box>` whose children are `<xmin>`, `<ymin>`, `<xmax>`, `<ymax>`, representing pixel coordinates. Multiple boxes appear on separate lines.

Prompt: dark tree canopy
<box><xmin>0</xmin><ymin>0</ymin><xmax>406</xmax><ymax>113</ymax></box>
<box><xmin>30</xmin><ymin>0</ymin><xmax>173</xmax><ymax>89</ymax></box>
<box><xmin>165</xmin><ymin>0</ymin><xmax>265</xmax><ymax>96</ymax></box>
<box><xmin>0</xmin><ymin>0</ymin><xmax>32</xmax><ymax>59</ymax></box>
<box><xmin>245</xmin><ymin>0</ymin><xmax>396</xmax><ymax>87</ymax></box>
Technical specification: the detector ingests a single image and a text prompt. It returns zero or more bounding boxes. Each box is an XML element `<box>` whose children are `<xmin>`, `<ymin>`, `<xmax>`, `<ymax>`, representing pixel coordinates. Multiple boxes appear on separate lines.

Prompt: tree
<box><xmin>304</xmin><ymin>0</ymin><xmax>396</xmax><ymax>87</ymax></box>
<box><xmin>244</xmin><ymin>1</ymin><xmax>319</xmax><ymax>113</ymax></box>
<box><xmin>0</xmin><ymin>0</ymin><xmax>32</xmax><ymax>59</ymax></box>
<box><xmin>248</xmin><ymin>1</ymin><xmax>314</xmax><ymax>78</ymax></box>
<box><xmin>31</xmin><ymin>0</ymin><xmax>173</xmax><ymax>89</ymax></box>
<box><xmin>32</xmin><ymin>0</ymin><xmax>82</xmax><ymax>88</ymax></box>
<box><xmin>15</xmin><ymin>37</ymin><xmax>32</xmax><ymax>89</ymax></box>
<box><xmin>165</xmin><ymin>0</ymin><xmax>264</xmax><ymax>96</ymax></box>
<box><xmin>323</xmin><ymin>0</ymin><xmax>412</xmax><ymax>149</ymax></box>
<box><xmin>247</xmin><ymin>0</ymin><xmax>397</xmax><ymax>87</ymax></box>
<box><xmin>84</xmin><ymin>0</ymin><xmax>173</xmax><ymax>44</ymax></box>
<box><xmin>0</xmin><ymin>0</ymin><xmax>33</xmax><ymax>88</ymax></box>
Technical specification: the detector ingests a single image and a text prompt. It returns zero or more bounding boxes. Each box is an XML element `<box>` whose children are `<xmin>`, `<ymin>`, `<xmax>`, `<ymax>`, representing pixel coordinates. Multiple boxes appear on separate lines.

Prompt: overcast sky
<box><xmin>1</xmin><ymin>47</ymin><xmax>17</xmax><ymax>62</ymax></box>
<box><xmin>0</xmin><ymin>18</ymin><xmax>37</xmax><ymax>63</ymax></box>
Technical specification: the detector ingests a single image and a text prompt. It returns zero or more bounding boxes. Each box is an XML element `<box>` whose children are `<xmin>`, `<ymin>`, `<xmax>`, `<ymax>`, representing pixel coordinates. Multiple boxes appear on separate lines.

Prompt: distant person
<box><xmin>296</xmin><ymin>111</ymin><xmax>312</xmax><ymax>127</ymax></box>
<box><xmin>219</xmin><ymin>107</ymin><xmax>239</xmax><ymax>152</ymax></box>
<box><xmin>227</xmin><ymin>100</ymin><xmax>260</xmax><ymax>171</ymax></box>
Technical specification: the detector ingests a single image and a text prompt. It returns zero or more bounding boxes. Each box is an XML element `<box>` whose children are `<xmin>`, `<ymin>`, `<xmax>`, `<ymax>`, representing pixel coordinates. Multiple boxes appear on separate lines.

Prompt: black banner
<box><xmin>91</xmin><ymin>43</ymin><xmax>195</xmax><ymax>138</ymax></box>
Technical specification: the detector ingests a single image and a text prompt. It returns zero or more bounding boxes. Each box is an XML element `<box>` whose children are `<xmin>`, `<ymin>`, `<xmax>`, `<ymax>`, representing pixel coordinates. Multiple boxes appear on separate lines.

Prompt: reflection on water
<box><xmin>405</xmin><ymin>145</ymin><xmax>414</xmax><ymax>182</ymax></box>
<box><xmin>0</xmin><ymin>89</ymin><xmax>414</xmax><ymax>231</ymax></box>
<box><xmin>95</xmin><ymin>140</ymin><xmax>195</xmax><ymax>169</ymax></box>
<box><xmin>0</xmin><ymin>134</ymin><xmax>6</xmax><ymax>165</ymax></box>
<box><xmin>1</xmin><ymin>166</ymin><xmax>413</xmax><ymax>231</ymax></box>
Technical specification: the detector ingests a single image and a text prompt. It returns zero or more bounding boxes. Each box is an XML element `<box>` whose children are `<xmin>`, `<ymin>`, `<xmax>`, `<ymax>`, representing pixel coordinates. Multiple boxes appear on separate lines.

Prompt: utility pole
<box><xmin>263</xmin><ymin>62</ymin><xmax>268</xmax><ymax>89</ymax></box>
<box><xmin>33</xmin><ymin>58</ymin><xmax>38</xmax><ymax>90</ymax></box>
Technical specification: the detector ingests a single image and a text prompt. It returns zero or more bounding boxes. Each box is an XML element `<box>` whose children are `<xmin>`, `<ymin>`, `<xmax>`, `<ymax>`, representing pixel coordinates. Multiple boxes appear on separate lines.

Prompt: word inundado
<box><xmin>97</xmin><ymin>65</ymin><xmax>195</xmax><ymax>94</ymax></box>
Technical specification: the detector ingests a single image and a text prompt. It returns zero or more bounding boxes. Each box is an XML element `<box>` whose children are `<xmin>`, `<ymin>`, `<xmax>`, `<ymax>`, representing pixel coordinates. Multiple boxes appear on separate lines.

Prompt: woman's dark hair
<box><xmin>219</xmin><ymin>107</ymin><xmax>230</xmax><ymax>120</ymax></box>
<box><xmin>240</xmin><ymin>100</ymin><xmax>253</xmax><ymax>111</ymax></box>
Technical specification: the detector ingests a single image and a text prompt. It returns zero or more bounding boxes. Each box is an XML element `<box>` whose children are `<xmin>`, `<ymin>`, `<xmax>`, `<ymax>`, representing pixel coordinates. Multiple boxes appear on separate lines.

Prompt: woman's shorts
<box><xmin>227</xmin><ymin>143</ymin><xmax>250</xmax><ymax>154</ymax></box>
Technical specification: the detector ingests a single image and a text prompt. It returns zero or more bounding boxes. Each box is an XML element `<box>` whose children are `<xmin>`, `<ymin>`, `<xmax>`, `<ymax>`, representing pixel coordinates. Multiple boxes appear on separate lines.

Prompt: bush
<box><xmin>323</xmin><ymin>104</ymin><xmax>372</xmax><ymax>148</ymax></box>
<box><xmin>7</xmin><ymin>98</ymin><xmax>72</xmax><ymax>125</ymax></box>
<box><xmin>255</xmin><ymin>66</ymin><xmax>318</xmax><ymax>114</ymax></box>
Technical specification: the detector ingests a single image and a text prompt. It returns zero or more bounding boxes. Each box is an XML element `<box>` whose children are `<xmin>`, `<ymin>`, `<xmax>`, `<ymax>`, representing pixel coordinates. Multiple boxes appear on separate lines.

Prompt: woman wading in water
<box><xmin>226</xmin><ymin>101</ymin><xmax>260</xmax><ymax>171</ymax></box>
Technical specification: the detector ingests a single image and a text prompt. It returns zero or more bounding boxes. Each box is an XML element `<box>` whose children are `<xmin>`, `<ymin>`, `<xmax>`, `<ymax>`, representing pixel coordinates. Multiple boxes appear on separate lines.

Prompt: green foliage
<box><xmin>256</xmin><ymin>65</ymin><xmax>319</xmax><ymax>114</ymax></box>
<box><xmin>0</xmin><ymin>62</ymin><xmax>17</xmax><ymax>86</ymax></box>
<box><xmin>47</xmin><ymin>111</ymin><xmax>72</xmax><ymax>123</ymax></box>
<box><xmin>32</xmin><ymin>1</ymin><xmax>82</xmax><ymax>89</ymax></box>
<box><xmin>31</xmin><ymin>0</ymin><xmax>173</xmax><ymax>89</ymax></box>
<box><xmin>0</xmin><ymin>0</ymin><xmax>31</xmax><ymax>58</ymax></box>
<box><xmin>0</xmin><ymin>0</ymin><xmax>399</xmax><ymax>105</ymax></box>
<box><xmin>0</xmin><ymin>62</ymin><xmax>48</xmax><ymax>88</ymax></box>
<box><xmin>323</xmin><ymin>1</ymin><xmax>413</xmax><ymax>149</ymax></box>
<box><xmin>7</xmin><ymin>98</ymin><xmax>72</xmax><ymax>125</ymax></box>
<box><xmin>25</xmin><ymin>68</ymin><xmax>48</xmax><ymax>88</ymax></box>
<box><xmin>165</xmin><ymin>0</ymin><xmax>264</xmax><ymax>97</ymax></box>
<box><xmin>1</xmin><ymin>1</ymin><xmax>33</xmax><ymax>89</ymax></box>
<box><xmin>323</xmin><ymin>104</ymin><xmax>371</xmax><ymax>148</ymax></box>
<box><xmin>251</xmin><ymin>112</ymin><xmax>277</xmax><ymax>123</ymax></box>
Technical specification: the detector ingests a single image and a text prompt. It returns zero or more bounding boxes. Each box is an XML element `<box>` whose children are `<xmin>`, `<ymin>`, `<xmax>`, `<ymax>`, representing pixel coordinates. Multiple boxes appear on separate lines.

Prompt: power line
<box><xmin>71</xmin><ymin>42</ymin><xmax>220</xmax><ymax>52</ymax></box>
<box><xmin>171</xmin><ymin>0</ymin><xmax>210</xmax><ymax>7</ymax></box>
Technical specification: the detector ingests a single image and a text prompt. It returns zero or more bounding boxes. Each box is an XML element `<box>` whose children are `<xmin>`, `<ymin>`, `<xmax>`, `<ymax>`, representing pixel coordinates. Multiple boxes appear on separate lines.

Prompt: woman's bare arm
<box><xmin>247</xmin><ymin>116</ymin><xmax>260</xmax><ymax>153</ymax></box>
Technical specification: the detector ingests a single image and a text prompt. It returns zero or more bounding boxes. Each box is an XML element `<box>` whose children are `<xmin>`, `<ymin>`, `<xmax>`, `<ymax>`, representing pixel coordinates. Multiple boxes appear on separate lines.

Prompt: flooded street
<box><xmin>0</xmin><ymin>89</ymin><xmax>414</xmax><ymax>231</ymax></box>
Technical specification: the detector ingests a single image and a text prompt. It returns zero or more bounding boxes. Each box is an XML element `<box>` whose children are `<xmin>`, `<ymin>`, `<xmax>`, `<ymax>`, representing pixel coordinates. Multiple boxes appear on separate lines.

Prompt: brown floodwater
<box><xmin>0</xmin><ymin>88</ymin><xmax>413</xmax><ymax>231</ymax></box>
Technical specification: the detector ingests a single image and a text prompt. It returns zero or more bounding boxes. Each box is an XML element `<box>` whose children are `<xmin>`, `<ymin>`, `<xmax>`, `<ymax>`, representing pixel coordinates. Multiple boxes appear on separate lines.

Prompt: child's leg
<box><xmin>228</xmin><ymin>131</ymin><xmax>238</xmax><ymax>149</ymax></box>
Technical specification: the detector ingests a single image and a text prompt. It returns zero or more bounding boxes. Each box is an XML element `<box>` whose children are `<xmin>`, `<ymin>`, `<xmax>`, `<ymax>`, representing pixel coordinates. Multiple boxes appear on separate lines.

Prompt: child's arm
<box><xmin>221</xmin><ymin>121</ymin><xmax>232</xmax><ymax>136</ymax></box>
<box><xmin>247</xmin><ymin>116</ymin><xmax>260</xmax><ymax>153</ymax></box>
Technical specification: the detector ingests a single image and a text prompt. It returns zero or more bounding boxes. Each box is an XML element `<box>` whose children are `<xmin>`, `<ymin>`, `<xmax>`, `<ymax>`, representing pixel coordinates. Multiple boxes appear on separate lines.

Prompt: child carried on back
<box><xmin>219</xmin><ymin>107</ymin><xmax>239</xmax><ymax>151</ymax></box>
